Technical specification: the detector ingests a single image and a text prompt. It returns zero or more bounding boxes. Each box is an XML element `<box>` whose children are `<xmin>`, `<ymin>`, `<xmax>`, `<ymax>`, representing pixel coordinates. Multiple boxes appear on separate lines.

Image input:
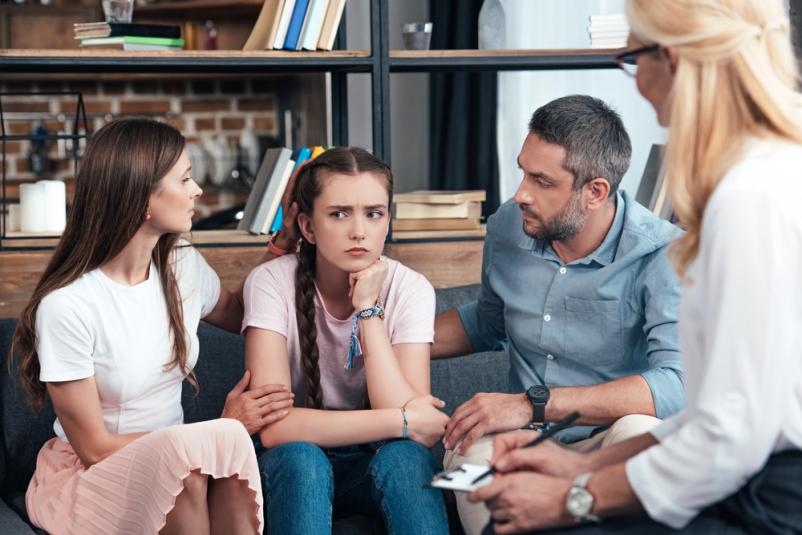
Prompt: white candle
<box><xmin>39</xmin><ymin>180</ymin><xmax>66</xmax><ymax>233</ymax></box>
<box><xmin>20</xmin><ymin>182</ymin><xmax>46</xmax><ymax>233</ymax></box>
<box><xmin>6</xmin><ymin>203</ymin><xmax>21</xmax><ymax>232</ymax></box>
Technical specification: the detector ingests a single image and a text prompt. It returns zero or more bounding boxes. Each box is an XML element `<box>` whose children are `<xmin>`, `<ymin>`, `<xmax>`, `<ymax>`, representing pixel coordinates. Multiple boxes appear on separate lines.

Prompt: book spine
<box><xmin>107</xmin><ymin>23</ymin><xmax>181</xmax><ymax>38</ymax></box>
<box><xmin>283</xmin><ymin>0</ymin><xmax>311</xmax><ymax>50</ymax></box>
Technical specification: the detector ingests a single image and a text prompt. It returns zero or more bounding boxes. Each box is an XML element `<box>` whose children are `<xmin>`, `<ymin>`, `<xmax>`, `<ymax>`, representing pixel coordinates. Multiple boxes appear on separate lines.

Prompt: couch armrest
<box><xmin>0</xmin><ymin>499</ymin><xmax>35</xmax><ymax>534</ymax></box>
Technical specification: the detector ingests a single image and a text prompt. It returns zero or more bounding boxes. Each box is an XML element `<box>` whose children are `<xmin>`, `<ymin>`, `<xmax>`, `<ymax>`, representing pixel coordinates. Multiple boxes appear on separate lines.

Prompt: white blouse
<box><xmin>626</xmin><ymin>138</ymin><xmax>802</xmax><ymax>528</ymax></box>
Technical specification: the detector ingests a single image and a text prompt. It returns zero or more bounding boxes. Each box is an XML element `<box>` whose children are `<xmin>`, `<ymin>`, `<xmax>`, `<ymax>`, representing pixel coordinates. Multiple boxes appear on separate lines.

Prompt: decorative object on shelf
<box><xmin>19</xmin><ymin>183</ymin><xmax>46</xmax><ymax>233</ymax></box>
<box><xmin>204</xmin><ymin>19</ymin><xmax>219</xmax><ymax>50</ymax></box>
<box><xmin>28</xmin><ymin>123</ymin><xmax>50</xmax><ymax>177</ymax></box>
<box><xmin>401</xmin><ymin>22</ymin><xmax>432</xmax><ymax>50</ymax></box>
<box><xmin>1</xmin><ymin>92</ymin><xmax>89</xmax><ymax>248</ymax></box>
<box><xmin>478</xmin><ymin>0</ymin><xmax>505</xmax><ymax>50</ymax></box>
<box><xmin>102</xmin><ymin>0</ymin><xmax>135</xmax><ymax>23</ymax></box>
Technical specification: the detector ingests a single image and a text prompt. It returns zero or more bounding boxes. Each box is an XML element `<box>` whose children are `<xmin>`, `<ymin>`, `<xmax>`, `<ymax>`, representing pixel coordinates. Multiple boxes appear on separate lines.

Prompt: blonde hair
<box><xmin>626</xmin><ymin>0</ymin><xmax>802</xmax><ymax>277</ymax></box>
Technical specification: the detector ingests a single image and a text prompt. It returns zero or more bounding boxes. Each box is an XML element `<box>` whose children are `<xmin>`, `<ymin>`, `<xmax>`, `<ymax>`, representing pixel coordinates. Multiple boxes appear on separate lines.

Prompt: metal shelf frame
<box><xmin>0</xmin><ymin>0</ymin><xmax>622</xmax><ymax>250</ymax></box>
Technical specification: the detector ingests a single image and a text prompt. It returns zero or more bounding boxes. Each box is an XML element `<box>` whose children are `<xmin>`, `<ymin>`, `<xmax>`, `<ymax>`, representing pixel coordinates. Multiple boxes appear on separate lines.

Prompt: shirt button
<box><xmin>546</xmin><ymin>354</ymin><xmax>555</xmax><ymax>360</ymax></box>
<box><xmin>559</xmin><ymin>267</ymin><xmax>567</xmax><ymax>274</ymax></box>
<box><xmin>543</xmin><ymin>314</ymin><xmax>551</xmax><ymax>322</ymax></box>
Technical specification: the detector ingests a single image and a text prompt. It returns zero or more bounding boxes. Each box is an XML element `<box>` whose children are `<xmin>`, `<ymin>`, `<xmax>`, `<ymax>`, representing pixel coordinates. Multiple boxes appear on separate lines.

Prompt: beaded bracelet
<box><xmin>400</xmin><ymin>406</ymin><xmax>409</xmax><ymax>439</ymax></box>
<box><xmin>344</xmin><ymin>297</ymin><xmax>385</xmax><ymax>369</ymax></box>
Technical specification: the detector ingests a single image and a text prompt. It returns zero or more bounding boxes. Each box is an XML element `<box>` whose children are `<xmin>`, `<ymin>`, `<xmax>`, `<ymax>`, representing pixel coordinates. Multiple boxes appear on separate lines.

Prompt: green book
<box><xmin>79</xmin><ymin>36</ymin><xmax>185</xmax><ymax>47</ymax></box>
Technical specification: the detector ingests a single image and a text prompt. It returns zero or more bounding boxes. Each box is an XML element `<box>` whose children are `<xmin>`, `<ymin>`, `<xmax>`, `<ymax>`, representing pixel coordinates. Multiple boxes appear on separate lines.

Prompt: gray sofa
<box><xmin>0</xmin><ymin>284</ymin><xmax>509</xmax><ymax>534</ymax></box>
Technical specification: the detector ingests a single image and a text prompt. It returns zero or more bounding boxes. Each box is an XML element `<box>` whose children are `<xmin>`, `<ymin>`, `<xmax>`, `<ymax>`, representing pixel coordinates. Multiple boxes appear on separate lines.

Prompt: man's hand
<box><xmin>468</xmin><ymin>472</ymin><xmax>573</xmax><ymax>533</ymax></box>
<box><xmin>491</xmin><ymin>430</ymin><xmax>593</xmax><ymax>479</ymax></box>
<box><xmin>443</xmin><ymin>392</ymin><xmax>532</xmax><ymax>453</ymax></box>
<box><xmin>221</xmin><ymin>371</ymin><xmax>294</xmax><ymax>435</ymax></box>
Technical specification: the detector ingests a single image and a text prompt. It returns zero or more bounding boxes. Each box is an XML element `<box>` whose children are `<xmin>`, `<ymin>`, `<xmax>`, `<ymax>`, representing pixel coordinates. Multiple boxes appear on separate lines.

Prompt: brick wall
<box><xmin>1</xmin><ymin>77</ymin><xmax>278</xmax><ymax>186</ymax></box>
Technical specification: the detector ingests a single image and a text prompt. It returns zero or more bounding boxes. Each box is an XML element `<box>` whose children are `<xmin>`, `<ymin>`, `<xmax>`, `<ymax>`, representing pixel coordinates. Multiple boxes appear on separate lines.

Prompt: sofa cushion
<box><xmin>0</xmin><ymin>319</ymin><xmax>56</xmax><ymax>496</ymax></box>
<box><xmin>182</xmin><ymin>322</ymin><xmax>246</xmax><ymax>424</ymax></box>
<box><xmin>0</xmin><ymin>498</ymin><xmax>35</xmax><ymax>535</ymax></box>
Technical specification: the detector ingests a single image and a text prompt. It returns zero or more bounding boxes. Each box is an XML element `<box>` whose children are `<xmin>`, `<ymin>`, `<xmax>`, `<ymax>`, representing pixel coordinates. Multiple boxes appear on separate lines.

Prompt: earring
<box><xmin>145</xmin><ymin>212</ymin><xmax>151</xmax><ymax>221</ymax></box>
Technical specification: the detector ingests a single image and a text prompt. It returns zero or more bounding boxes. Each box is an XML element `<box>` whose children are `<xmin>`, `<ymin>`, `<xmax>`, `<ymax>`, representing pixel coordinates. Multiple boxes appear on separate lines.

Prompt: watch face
<box><xmin>567</xmin><ymin>487</ymin><xmax>594</xmax><ymax>517</ymax></box>
<box><xmin>527</xmin><ymin>385</ymin><xmax>549</xmax><ymax>402</ymax></box>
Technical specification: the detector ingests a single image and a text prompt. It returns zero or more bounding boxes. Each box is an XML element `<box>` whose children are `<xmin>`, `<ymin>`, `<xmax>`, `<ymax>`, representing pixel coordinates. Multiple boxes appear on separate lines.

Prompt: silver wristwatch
<box><xmin>565</xmin><ymin>472</ymin><xmax>601</xmax><ymax>524</ymax></box>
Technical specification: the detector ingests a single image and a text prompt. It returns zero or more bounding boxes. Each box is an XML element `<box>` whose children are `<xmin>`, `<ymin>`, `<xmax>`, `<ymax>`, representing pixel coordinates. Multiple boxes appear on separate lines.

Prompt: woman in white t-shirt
<box><xmin>11</xmin><ymin>118</ymin><xmax>294</xmax><ymax>535</ymax></box>
<box><xmin>242</xmin><ymin>147</ymin><xmax>450</xmax><ymax>534</ymax></box>
<box><xmin>468</xmin><ymin>0</ymin><xmax>802</xmax><ymax>534</ymax></box>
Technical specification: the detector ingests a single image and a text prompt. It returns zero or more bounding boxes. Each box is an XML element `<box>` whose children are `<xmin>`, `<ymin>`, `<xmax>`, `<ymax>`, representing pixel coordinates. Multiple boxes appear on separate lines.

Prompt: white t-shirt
<box><xmin>36</xmin><ymin>243</ymin><xmax>221</xmax><ymax>443</ymax></box>
<box><xmin>242</xmin><ymin>255</ymin><xmax>435</xmax><ymax>410</ymax></box>
<box><xmin>626</xmin><ymin>138</ymin><xmax>802</xmax><ymax>528</ymax></box>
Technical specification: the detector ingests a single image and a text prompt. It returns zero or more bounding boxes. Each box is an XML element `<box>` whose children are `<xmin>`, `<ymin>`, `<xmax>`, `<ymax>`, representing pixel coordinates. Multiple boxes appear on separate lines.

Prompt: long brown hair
<box><xmin>10</xmin><ymin>118</ymin><xmax>196</xmax><ymax>409</ymax></box>
<box><xmin>292</xmin><ymin>147</ymin><xmax>393</xmax><ymax>408</ymax></box>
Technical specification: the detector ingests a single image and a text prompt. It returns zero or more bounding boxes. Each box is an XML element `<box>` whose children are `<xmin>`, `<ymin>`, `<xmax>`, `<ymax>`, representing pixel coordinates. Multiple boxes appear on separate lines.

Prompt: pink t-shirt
<box><xmin>242</xmin><ymin>255</ymin><xmax>435</xmax><ymax>410</ymax></box>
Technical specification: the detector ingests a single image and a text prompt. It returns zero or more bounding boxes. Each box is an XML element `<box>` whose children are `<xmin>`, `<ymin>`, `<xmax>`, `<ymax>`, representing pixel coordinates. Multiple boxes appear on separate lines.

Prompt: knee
<box><xmin>181</xmin><ymin>470</ymin><xmax>209</xmax><ymax>502</ymax></box>
<box><xmin>604</xmin><ymin>414</ymin><xmax>661</xmax><ymax>446</ymax></box>
<box><xmin>371</xmin><ymin>440</ymin><xmax>437</xmax><ymax>483</ymax></box>
<box><xmin>258</xmin><ymin>442</ymin><xmax>332</xmax><ymax>488</ymax></box>
<box><xmin>445</xmin><ymin>435</ymin><xmax>494</xmax><ymax>470</ymax></box>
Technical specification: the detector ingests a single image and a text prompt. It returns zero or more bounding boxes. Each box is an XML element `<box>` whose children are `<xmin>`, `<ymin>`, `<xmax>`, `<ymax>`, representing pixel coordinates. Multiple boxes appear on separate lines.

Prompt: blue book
<box><xmin>282</xmin><ymin>0</ymin><xmax>311</xmax><ymax>50</ymax></box>
<box><xmin>269</xmin><ymin>146</ymin><xmax>313</xmax><ymax>232</ymax></box>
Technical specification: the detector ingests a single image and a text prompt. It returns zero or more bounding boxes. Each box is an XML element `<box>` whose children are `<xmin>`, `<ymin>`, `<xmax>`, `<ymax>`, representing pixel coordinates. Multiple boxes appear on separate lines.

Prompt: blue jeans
<box><xmin>255</xmin><ymin>438</ymin><xmax>449</xmax><ymax>535</ymax></box>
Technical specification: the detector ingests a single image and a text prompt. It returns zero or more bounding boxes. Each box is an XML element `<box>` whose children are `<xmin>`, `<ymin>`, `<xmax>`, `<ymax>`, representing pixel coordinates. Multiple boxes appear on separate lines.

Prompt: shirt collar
<box><xmin>518</xmin><ymin>192</ymin><xmax>626</xmax><ymax>267</ymax></box>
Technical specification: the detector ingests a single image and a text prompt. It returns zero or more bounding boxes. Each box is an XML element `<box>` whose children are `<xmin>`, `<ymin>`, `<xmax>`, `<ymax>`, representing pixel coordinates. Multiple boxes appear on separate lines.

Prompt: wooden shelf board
<box><xmin>1</xmin><ymin>228</ymin><xmax>266</xmax><ymax>250</ymax></box>
<box><xmin>1</xmin><ymin>49</ymin><xmax>369</xmax><ymax>59</ymax></box>
<box><xmin>389</xmin><ymin>48</ymin><xmax>622</xmax><ymax>58</ymax></box>
<box><xmin>0</xmin><ymin>49</ymin><xmax>373</xmax><ymax>73</ymax></box>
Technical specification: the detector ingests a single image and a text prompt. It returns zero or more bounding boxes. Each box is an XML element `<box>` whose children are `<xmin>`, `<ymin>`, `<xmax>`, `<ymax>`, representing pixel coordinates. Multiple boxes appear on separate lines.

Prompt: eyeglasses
<box><xmin>614</xmin><ymin>44</ymin><xmax>660</xmax><ymax>77</ymax></box>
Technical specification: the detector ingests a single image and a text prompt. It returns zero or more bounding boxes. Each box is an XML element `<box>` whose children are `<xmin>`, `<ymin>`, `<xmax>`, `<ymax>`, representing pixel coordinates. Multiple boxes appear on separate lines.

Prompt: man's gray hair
<box><xmin>528</xmin><ymin>95</ymin><xmax>632</xmax><ymax>196</ymax></box>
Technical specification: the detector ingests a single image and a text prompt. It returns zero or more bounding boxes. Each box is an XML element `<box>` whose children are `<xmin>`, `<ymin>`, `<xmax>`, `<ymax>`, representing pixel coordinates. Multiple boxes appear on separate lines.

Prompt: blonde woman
<box><xmin>470</xmin><ymin>0</ymin><xmax>802</xmax><ymax>533</ymax></box>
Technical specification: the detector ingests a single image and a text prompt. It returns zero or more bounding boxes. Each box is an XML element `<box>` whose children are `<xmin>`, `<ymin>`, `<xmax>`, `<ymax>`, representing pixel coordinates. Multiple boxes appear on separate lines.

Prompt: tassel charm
<box><xmin>346</xmin><ymin>316</ymin><xmax>363</xmax><ymax>369</ymax></box>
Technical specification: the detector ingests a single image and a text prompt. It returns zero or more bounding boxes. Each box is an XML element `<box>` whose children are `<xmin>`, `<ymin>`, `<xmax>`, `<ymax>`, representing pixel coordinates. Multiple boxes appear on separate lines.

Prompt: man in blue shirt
<box><xmin>434</xmin><ymin>95</ymin><xmax>684</xmax><ymax>535</ymax></box>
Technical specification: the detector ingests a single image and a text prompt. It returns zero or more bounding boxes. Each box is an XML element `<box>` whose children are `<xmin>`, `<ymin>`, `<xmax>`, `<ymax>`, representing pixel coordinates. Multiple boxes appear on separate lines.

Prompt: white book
<box><xmin>316</xmin><ymin>0</ymin><xmax>346</xmax><ymax>51</ymax></box>
<box><xmin>295</xmin><ymin>0</ymin><xmax>316</xmax><ymax>50</ymax></box>
<box><xmin>273</xmin><ymin>0</ymin><xmax>297</xmax><ymax>49</ymax></box>
<box><xmin>300</xmin><ymin>0</ymin><xmax>329</xmax><ymax>51</ymax></box>
<box><xmin>259</xmin><ymin>159</ymin><xmax>296</xmax><ymax>234</ymax></box>
<box><xmin>241</xmin><ymin>148</ymin><xmax>293</xmax><ymax>234</ymax></box>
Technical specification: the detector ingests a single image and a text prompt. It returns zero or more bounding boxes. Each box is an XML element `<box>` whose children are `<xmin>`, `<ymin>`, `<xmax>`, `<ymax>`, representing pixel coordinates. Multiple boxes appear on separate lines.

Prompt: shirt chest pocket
<box><xmin>563</xmin><ymin>297</ymin><xmax>622</xmax><ymax>366</ymax></box>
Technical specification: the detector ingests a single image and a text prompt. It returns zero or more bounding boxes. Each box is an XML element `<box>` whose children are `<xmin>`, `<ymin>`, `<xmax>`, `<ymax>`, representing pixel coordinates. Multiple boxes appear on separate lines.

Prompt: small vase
<box><xmin>478</xmin><ymin>0</ymin><xmax>506</xmax><ymax>50</ymax></box>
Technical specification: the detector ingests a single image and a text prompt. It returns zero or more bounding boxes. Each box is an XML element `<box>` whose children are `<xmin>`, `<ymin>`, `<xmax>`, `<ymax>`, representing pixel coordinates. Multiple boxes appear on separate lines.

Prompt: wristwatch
<box><xmin>565</xmin><ymin>472</ymin><xmax>601</xmax><ymax>524</ymax></box>
<box><xmin>525</xmin><ymin>384</ymin><xmax>550</xmax><ymax>425</ymax></box>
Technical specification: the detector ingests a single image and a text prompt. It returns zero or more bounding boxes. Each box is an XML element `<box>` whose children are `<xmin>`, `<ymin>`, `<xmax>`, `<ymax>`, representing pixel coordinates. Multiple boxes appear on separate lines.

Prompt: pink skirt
<box><xmin>25</xmin><ymin>418</ymin><xmax>263</xmax><ymax>535</ymax></box>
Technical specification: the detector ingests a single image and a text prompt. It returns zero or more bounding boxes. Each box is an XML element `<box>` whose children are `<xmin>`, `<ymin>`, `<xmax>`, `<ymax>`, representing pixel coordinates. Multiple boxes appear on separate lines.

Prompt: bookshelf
<box><xmin>0</xmin><ymin>0</ymin><xmax>620</xmax><ymax>252</ymax></box>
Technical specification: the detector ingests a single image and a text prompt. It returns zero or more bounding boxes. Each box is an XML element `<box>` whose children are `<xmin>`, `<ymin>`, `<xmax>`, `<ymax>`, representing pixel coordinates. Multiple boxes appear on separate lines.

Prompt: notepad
<box><xmin>428</xmin><ymin>464</ymin><xmax>493</xmax><ymax>493</ymax></box>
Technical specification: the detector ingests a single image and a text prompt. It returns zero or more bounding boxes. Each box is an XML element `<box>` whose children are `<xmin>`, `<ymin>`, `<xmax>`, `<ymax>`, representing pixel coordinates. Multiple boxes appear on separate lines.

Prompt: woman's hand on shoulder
<box><xmin>221</xmin><ymin>370</ymin><xmax>294</xmax><ymax>435</ymax></box>
<box><xmin>349</xmin><ymin>259</ymin><xmax>388</xmax><ymax>310</ymax></box>
<box><xmin>403</xmin><ymin>394</ymin><xmax>449</xmax><ymax>448</ymax></box>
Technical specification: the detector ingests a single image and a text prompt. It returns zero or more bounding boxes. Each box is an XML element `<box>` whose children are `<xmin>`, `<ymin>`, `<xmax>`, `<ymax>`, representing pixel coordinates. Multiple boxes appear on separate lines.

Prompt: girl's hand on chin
<box><xmin>349</xmin><ymin>259</ymin><xmax>388</xmax><ymax>310</ymax></box>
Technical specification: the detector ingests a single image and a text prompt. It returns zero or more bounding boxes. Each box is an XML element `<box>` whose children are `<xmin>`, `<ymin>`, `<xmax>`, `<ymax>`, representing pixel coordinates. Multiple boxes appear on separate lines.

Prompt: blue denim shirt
<box><xmin>458</xmin><ymin>191</ymin><xmax>685</xmax><ymax>442</ymax></box>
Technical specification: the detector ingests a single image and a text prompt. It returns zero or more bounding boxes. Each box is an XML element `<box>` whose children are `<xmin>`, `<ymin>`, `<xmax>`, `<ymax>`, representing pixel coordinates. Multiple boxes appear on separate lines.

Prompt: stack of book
<box><xmin>238</xmin><ymin>145</ymin><xmax>328</xmax><ymax>235</ymax></box>
<box><xmin>74</xmin><ymin>22</ymin><xmax>184</xmax><ymax>51</ymax></box>
<box><xmin>243</xmin><ymin>0</ymin><xmax>347</xmax><ymax>51</ymax></box>
<box><xmin>587</xmin><ymin>13</ymin><xmax>628</xmax><ymax>49</ymax></box>
<box><xmin>392</xmin><ymin>190</ymin><xmax>486</xmax><ymax>240</ymax></box>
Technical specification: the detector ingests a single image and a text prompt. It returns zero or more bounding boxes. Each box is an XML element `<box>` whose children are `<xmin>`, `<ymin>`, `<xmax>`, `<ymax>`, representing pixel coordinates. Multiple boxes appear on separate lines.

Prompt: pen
<box><xmin>470</xmin><ymin>410</ymin><xmax>581</xmax><ymax>485</ymax></box>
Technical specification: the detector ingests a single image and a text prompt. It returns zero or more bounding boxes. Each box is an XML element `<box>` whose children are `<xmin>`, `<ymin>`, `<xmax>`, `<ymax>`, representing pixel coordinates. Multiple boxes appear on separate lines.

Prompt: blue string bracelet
<box><xmin>400</xmin><ymin>406</ymin><xmax>409</xmax><ymax>439</ymax></box>
<box><xmin>345</xmin><ymin>298</ymin><xmax>385</xmax><ymax>369</ymax></box>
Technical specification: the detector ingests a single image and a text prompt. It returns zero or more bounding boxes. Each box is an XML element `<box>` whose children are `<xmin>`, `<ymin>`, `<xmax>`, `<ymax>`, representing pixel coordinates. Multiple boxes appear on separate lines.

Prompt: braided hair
<box><xmin>291</xmin><ymin>147</ymin><xmax>393</xmax><ymax>408</ymax></box>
